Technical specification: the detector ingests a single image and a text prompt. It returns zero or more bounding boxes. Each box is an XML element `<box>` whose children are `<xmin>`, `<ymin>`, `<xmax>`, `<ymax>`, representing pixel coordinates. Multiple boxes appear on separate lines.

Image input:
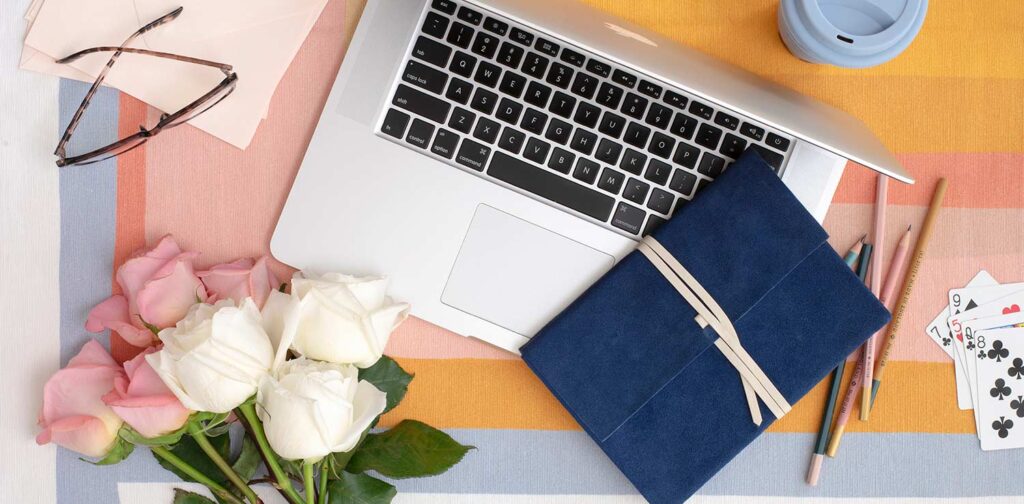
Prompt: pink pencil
<box><xmin>860</xmin><ymin>175</ymin><xmax>887</xmax><ymax>419</ymax></box>
<box><xmin>863</xmin><ymin>225</ymin><xmax>913</xmax><ymax>418</ymax></box>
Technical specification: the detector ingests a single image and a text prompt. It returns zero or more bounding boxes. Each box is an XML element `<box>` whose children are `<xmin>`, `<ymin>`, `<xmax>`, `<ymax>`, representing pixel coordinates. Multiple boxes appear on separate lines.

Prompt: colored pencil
<box><xmin>806</xmin><ymin>236</ymin><xmax>865</xmax><ymax>486</ymax></box>
<box><xmin>868</xmin><ymin>178</ymin><xmax>948</xmax><ymax>412</ymax></box>
<box><xmin>860</xmin><ymin>175</ymin><xmax>888</xmax><ymax>420</ymax></box>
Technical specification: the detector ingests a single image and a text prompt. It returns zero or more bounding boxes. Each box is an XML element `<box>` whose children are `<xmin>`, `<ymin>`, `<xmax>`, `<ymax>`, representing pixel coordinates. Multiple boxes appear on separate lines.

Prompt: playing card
<box><xmin>951</xmin><ymin>290</ymin><xmax>1024</xmax><ymax>411</ymax></box>
<box><xmin>925</xmin><ymin>270</ymin><xmax>996</xmax><ymax>358</ymax></box>
<box><xmin>947</xmin><ymin>282</ymin><xmax>1024</xmax><ymax>409</ymax></box>
<box><xmin>974</xmin><ymin>327</ymin><xmax>1024</xmax><ymax>451</ymax></box>
<box><xmin>962</xmin><ymin>311</ymin><xmax>1024</xmax><ymax>433</ymax></box>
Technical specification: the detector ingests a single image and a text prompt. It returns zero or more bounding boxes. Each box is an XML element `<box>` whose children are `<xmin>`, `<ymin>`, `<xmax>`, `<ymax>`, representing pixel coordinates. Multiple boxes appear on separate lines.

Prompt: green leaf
<box><xmin>358</xmin><ymin>356</ymin><xmax>413</xmax><ymax>413</ymax></box>
<box><xmin>327</xmin><ymin>427</ymin><xmax>372</xmax><ymax>477</ymax></box>
<box><xmin>172</xmin><ymin>489</ymin><xmax>216</xmax><ymax>504</ymax></box>
<box><xmin>346</xmin><ymin>420</ymin><xmax>473</xmax><ymax>479</ymax></box>
<box><xmin>119</xmin><ymin>424</ymin><xmax>188</xmax><ymax>447</ymax></box>
<box><xmin>231</xmin><ymin>436</ymin><xmax>261</xmax><ymax>482</ymax></box>
<box><xmin>327</xmin><ymin>472</ymin><xmax>396</xmax><ymax>504</ymax></box>
<box><xmin>154</xmin><ymin>432</ymin><xmax>231</xmax><ymax>485</ymax></box>
<box><xmin>84</xmin><ymin>434</ymin><xmax>135</xmax><ymax>466</ymax></box>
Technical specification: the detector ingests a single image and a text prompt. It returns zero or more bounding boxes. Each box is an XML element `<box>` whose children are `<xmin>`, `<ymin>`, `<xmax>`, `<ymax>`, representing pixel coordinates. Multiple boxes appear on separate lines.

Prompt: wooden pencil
<box><xmin>860</xmin><ymin>175</ymin><xmax>887</xmax><ymax>420</ymax></box>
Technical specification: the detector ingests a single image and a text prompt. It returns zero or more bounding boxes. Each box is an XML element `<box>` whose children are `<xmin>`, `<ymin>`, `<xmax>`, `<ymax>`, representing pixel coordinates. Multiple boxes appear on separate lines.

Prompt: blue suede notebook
<box><xmin>520</xmin><ymin>149</ymin><xmax>890</xmax><ymax>504</ymax></box>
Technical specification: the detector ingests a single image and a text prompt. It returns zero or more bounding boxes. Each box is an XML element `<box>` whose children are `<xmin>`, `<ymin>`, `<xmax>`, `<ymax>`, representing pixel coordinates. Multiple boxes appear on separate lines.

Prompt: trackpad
<box><xmin>442</xmin><ymin>205</ymin><xmax>615</xmax><ymax>337</ymax></box>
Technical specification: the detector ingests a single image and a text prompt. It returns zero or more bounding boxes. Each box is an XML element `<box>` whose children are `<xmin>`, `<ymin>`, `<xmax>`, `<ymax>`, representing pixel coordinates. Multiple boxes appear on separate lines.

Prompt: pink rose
<box><xmin>37</xmin><ymin>340</ymin><xmax>125</xmax><ymax>458</ymax></box>
<box><xmin>102</xmin><ymin>347</ymin><xmax>191</xmax><ymax>438</ymax></box>
<box><xmin>86</xmin><ymin>235</ymin><xmax>207</xmax><ymax>347</ymax></box>
<box><xmin>197</xmin><ymin>256</ymin><xmax>280</xmax><ymax>308</ymax></box>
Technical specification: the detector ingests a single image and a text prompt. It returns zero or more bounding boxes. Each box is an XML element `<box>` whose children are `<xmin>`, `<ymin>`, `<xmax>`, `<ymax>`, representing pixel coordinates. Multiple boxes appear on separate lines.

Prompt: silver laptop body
<box><xmin>272</xmin><ymin>0</ymin><xmax>913</xmax><ymax>353</ymax></box>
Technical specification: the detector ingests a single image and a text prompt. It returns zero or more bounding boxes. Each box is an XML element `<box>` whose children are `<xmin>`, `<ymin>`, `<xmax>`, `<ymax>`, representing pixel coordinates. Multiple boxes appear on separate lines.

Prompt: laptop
<box><xmin>272</xmin><ymin>0</ymin><xmax>913</xmax><ymax>353</ymax></box>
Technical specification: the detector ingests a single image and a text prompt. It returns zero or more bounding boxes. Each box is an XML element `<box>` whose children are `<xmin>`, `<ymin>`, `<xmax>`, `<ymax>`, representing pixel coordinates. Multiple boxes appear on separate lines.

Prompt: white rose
<box><xmin>147</xmin><ymin>299</ymin><xmax>276</xmax><ymax>413</ymax></box>
<box><xmin>262</xmin><ymin>272</ymin><xmax>409</xmax><ymax>368</ymax></box>
<box><xmin>257</xmin><ymin>357</ymin><xmax>387</xmax><ymax>461</ymax></box>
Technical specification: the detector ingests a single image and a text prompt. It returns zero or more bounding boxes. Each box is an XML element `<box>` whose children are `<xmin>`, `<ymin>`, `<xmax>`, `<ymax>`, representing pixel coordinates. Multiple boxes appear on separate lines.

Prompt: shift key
<box><xmin>392</xmin><ymin>84</ymin><xmax>450</xmax><ymax>123</ymax></box>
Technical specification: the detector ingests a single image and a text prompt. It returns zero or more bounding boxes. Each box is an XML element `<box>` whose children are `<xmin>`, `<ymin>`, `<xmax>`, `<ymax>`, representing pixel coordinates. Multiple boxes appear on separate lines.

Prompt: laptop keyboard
<box><xmin>378</xmin><ymin>0</ymin><xmax>795</xmax><ymax>237</ymax></box>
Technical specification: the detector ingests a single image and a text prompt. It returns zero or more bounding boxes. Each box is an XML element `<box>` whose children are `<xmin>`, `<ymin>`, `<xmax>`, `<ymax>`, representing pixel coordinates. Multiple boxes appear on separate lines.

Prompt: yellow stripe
<box><xmin>380</xmin><ymin>358</ymin><xmax>974</xmax><ymax>434</ymax></box>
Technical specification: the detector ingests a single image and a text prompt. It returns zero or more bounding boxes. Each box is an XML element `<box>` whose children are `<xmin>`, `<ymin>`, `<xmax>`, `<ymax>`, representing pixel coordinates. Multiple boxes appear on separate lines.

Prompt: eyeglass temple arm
<box><xmin>57</xmin><ymin>47</ymin><xmax>232</xmax><ymax>74</ymax></box>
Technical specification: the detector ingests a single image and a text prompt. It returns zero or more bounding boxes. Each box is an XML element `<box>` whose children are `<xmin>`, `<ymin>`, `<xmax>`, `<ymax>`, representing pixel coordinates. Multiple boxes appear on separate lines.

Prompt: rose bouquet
<box><xmin>38</xmin><ymin>236</ymin><xmax>472</xmax><ymax>504</ymax></box>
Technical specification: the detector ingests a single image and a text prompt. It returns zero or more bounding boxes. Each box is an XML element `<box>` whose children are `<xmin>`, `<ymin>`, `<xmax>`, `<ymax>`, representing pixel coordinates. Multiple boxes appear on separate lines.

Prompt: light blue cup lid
<box><xmin>779</xmin><ymin>0</ymin><xmax>928</xmax><ymax>68</ymax></box>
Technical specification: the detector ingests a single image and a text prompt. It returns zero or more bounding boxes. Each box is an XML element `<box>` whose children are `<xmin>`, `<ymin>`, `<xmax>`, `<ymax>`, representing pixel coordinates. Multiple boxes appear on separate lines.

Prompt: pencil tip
<box><xmin>858</xmin><ymin>234</ymin><xmax>867</xmax><ymax>242</ymax></box>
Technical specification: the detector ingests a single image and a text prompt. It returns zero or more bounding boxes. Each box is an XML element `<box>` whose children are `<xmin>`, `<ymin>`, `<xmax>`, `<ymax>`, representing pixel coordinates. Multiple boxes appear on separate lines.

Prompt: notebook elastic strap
<box><xmin>638</xmin><ymin>236</ymin><xmax>792</xmax><ymax>426</ymax></box>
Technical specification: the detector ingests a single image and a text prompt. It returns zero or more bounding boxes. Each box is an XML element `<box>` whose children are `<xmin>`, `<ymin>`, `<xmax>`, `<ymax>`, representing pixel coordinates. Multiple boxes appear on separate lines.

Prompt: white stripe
<box><xmin>0</xmin><ymin>1</ymin><xmax>60</xmax><ymax>503</ymax></box>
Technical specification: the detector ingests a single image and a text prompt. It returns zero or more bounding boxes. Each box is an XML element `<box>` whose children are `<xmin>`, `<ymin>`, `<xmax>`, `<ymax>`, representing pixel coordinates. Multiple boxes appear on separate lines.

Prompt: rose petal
<box><xmin>85</xmin><ymin>295</ymin><xmax>130</xmax><ymax>333</ymax></box>
<box><xmin>136</xmin><ymin>256</ymin><xmax>206</xmax><ymax>328</ymax></box>
<box><xmin>36</xmin><ymin>415</ymin><xmax>119</xmax><ymax>458</ymax></box>
<box><xmin>331</xmin><ymin>380</ymin><xmax>387</xmax><ymax>453</ymax></box>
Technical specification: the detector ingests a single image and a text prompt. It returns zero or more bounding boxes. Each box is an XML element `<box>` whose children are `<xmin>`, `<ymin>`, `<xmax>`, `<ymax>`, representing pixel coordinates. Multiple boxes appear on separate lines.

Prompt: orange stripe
<box><xmin>380</xmin><ymin>358</ymin><xmax>973</xmax><ymax>434</ymax></box>
<box><xmin>111</xmin><ymin>94</ymin><xmax>148</xmax><ymax>362</ymax></box>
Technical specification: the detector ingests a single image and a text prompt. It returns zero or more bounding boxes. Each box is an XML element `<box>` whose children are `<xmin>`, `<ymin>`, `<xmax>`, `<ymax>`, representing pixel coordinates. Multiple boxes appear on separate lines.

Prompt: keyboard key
<box><xmin>457</xmin><ymin>6</ymin><xmax>483</xmax><ymax>25</ymax></box>
<box><xmin>638</xmin><ymin>80</ymin><xmax>662</xmax><ymax>99</ymax></box>
<box><xmin>380</xmin><ymin>108</ymin><xmax>410</xmax><ymax>139</ymax></box>
<box><xmin>448</xmin><ymin>107</ymin><xmax>476</xmax><ymax>133</ymax></box>
<box><xmin>473</xmin><ymin>117</ymin><xmax>501</xmax><ymax>144</ymax></box>
<box><xmin>523</xmin><ymin>137</ymin><xmax>551</xmax><ymax>164</ymax></box>
<box><xmin>619</xmin><ymin>148</ymin><xmax>647</xmax><ymax>175</ymax></box>
<box><xmin>611</xmin><ymin>202</ymin><xmax>646</xmax><ymax>235</ymax></box>
<box><xmin>483</xmin><ymin>17</ymin><xmax>508</xmax><ymax>35</ymax></box>
<box><xmin>672</xmin><ymin>141</ymin><xmax>700</xmax><ymax>168</ymax></box>
<box><xmin>545</xmin><ymin>118</ymin><xmax>573</xmax><ymax>145</ymax></box>
<box><xmin>524</xmin><ymin>81</ymin><xmax>552</xmax><ymax>108</ymax></box>
<box><xmin>446</xmin><ymin>21</ymin><xmax>475</xmax><ymax>48</ymax></box>
<box><xmin>623</xmin><ymin>122</ymin><xmax>651</xmax><ymax>149</ymax></box>
<box><xmin>751</xmin><ymin>145</ymin><xmax>784</xmax><ymax>171</ymax></box>
<box><xmin>412</xmin><ymin>36</ymin><xmax>452</xmax><ymax>68</ymax></box>
<box><xmin>623</xmin><ymin>178</ymin><xmax>650</xmax><ymax>205</ymax></box>
<box><xmin>688</xmin><ymin>100</ymin><xmax>713</xmax><ymax>120</ymax></box>
<box><xmin>456</xmin><ymin>139</ymin><xmax>491</xmax><ymax>171</ymax></box>
<box><xmin>697</xmin><ymin>152</ymin><xmax>726</xmax><ymax>177</ymax></box>
<box><xmin>549</xmin><ymin>91</ymin><xmax>576</xmax><ymax>118</ymax></box>
<box><xmin>595</xmin><ymin>139</ymin><xmax>623</xmax><ymax>165</ymax></box>
<box><xmin>644</xmin><ymin>102</ymin><xmax>672</xmax><ymax>129</ymax></box>
<box><xmin>586</xmin><ymin>59</ymin><xmax>611</xmax><ymax>77</ymax></box>
<box><xmin>393</xmin><ymin>84</ymin><xmax>450</xmax><ymax>123</ymax></box>
<box><xmin>598</xmin><ymin>112</ymin><xmax>626</xmax><ymax>138</ymax></box>
<box><xmin>470</xmin><ymin>88</ymin><xmax>497</xmax><ymax>114</ymax></box>
<box><xmin>647</xmin><ymin>132</ymin><xmax>675</xmax><ymax>159</ymax></box>
<box><xmin>766</xmin><ymin>132</ymin><xmax>791</xmax><ymax>152</ymax></box>
<box><xmin>497</xmin><ymin>127</ymin><xmax>526</xmax><ymax>154</ymax></box>
<box><xmin>402</xmin><ymin>60</ymin><xmax>448</xmax><ymax>94</ymax></box>
<box><xmin>422</xmin><ymin>12</ymin><xmax>450</xmax><ymax>39</ymax></box>
<box><xmin>573</xmin><ymin>158</ymin><xmax>600</xmax><ymax>184</ymax></box>
<box><xmin>597</xmin><ymin>168</ymin><xmax>625</xmax><ymax>195</ymax></box>
<box><xmin>573</xmin><ymin>102</ymin><xmax>600</xmax><ymax>128</ymax></box>
<box><xmin>644</xmin><ymin>215</ymin><xmax>666</xmax><ymax>236</ymax></box>
<box><xmin>612</xmin><ymin>69</ymin><xmax>637</xmax><ymax>88</ymax></box>
<box><xmin>496</xmin><ymin>42</ymin><xmax>525</xmax><ymax>69</ymax></box>
<box><xmin>522</xmin><ymin>52</ymin><xmax>549</xmax><ymax>79</ymax></box>
<box><xmin>498</xmin><ymin>71</ymin><xmax>526</xmax><ymax>98</ymax></box>
<box><xmin>430</xmin><ymin>128</ymin><xmax>459</xmax><ymax>158</ymax></box>
<box><xmin>471</xmin><ymin>32</ymin><xmax>500</xmax><ymax>59</ymax></box>
<box><xmin>621</xmin><ymin>93</ymin><xmax>648</xmax><ymax>120</ymax></box>
<box><xmin>561</xmin><ymin>48</ymin><xmax>586</xmax><ymax>67</ymax></box>
<box><xmin>669</xmin><ymin>113</ymin><xmax>698</xmax><ymax>140</ymax></box>
<box><xmin>520</xmin><ymin>108</ymin><xmax>548</xmax><ymax>135</ymax></box>
<box><xmin>695</xmin><ymin>123</ymin><xmax>723</xmax><ymax>150</ymax></box>
<box><xmin>669</xmin><ymin>168</ymin><xmax>698</xmax><ymax>196</ymax></box>
<box><xmin>719</xmin><ymin>133</ymin><xmax>747</xmax><ymax>159</ymax></box>
<box><xmin>644</xmin><ymin>158</ymin><xmax>672</xmax><ymax>185</ymax></box>
<box><xmin>449</xmin><ymin>51</ymin><xmax>477</xmax><ymax>78</ymax></box>
<box><xmin>473</xmin><ymin>61</ymin><xmax>502</xmax><ymax>87</ymax></box>
<box><xmin>432</xmin><ymin>0</ymin><xmax>456</xmax><ymax>15</ymax></box>
<box><xmin>647</xmin><ymin>187</ymin><xmax>673</xmax><ymax>214</ymax></box>
<box><xmin>570</xmin><ymin>73</ymin><xmax>598</xmax><ymax>100</ymax></box>
<box><xmin>445</xmin><ymin>77</ymin><xmax>473</xmax><ymax>104</ymax></box>
<box><xmin>490</xmin><ymin>152</ymin><xmax>614</xmax><ymax>221</ymax></box>
<box><xmin>569</xmin><ymin>129</ymin><xmax>597</xmax><ymax>155</ymax></box>
<box><xmin>495</xmin><ymin>98</ymin><xmax>523</xmax><ymax>124</ymax></box>
<box><xmin>535</xmin><ymin>38</ymin><xmax>560</xmax><ymax>57</ymax></box>
<box><xmin>546</xmin><ymin>62</ymin><xmax>574</xmax><ymax>89</ymax></box>
<box><xmin>510</xmin><ymin>28</ymin><xmax>534</xmax><ymax>47</ymax></box>
<box><xmin>714</xmin><ymin>111</ymin><xmax>739</xmax><ymax>130</ymax></box>
<box><xmin>547</xmin><ymin>147</ymin><xmax>576</xmax><ymax>174</ymax></box>
<box><xmin>596</xmin><ymin>82</ymin><xmax>624</xmax><ymax>109</ymax></box>
<box><xmin>740</xmin><ymin>122</ymin><xmax>765</xmax><ymax>141</ymax></box>
<box><xmin>664</xmin><ymin>90</ymin><xmax>688</xmax><ymax>110</ymax></box>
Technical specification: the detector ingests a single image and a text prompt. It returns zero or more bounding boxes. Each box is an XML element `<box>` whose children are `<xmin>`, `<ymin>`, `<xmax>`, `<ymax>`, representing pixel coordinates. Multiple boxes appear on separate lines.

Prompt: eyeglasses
<box><xmin>54</xmin><ymin>7</ymin><xmax>238</xmax><ymax>167</ymax></box>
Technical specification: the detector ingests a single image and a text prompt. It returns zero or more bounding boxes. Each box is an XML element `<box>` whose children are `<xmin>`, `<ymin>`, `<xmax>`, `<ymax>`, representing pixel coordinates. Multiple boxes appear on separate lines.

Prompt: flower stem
<box><xmin>302</xmin><ymin>463</ymin><xmax>315</xmax><ymax>504</ymax></box>
<box><xmin>151</xmin><ymin>445</ymin><xmax>244</xmax><ymax>504</ymax></box>
<box><xmin>236</xmin><ymin>403</ymin><xmax>304</xmax><ymax>504</ymax></box>
<box><xmin>188</xmin><ymin>423</ymin><xmax>261</xmax><ymax>504</ymax></box>
<box><xmin>317</xmin><ymin>464</ymin><xmax>328</xmax><ymax>504</ymax></box>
